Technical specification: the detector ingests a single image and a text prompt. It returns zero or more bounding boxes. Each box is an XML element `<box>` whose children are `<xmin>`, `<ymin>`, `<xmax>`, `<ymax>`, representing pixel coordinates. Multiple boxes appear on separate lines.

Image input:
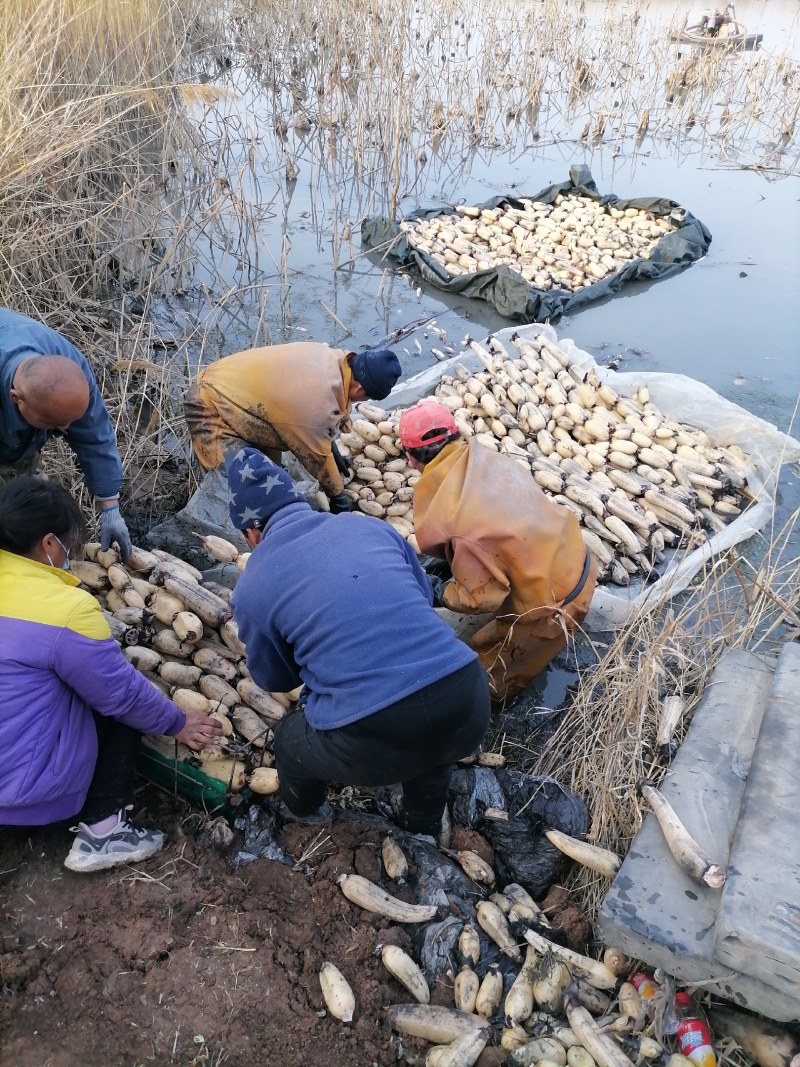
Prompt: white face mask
<box><xmin>46</xmin><ymin>534</ymin><xmax>71</xmax><ymax>571</ymax></box>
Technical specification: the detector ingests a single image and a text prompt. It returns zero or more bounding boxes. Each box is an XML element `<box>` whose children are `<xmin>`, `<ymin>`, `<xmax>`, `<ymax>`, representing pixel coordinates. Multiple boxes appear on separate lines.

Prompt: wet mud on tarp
<box><xmin>361</xmin><ymin>163</ymin><xmax>712</xmax><ymax>323</ymax></box>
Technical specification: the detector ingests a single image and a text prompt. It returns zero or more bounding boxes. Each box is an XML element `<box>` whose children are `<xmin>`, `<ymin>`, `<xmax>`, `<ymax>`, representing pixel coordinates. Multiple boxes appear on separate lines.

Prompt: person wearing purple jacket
<box><xmin>0</xmin><ymin>477</ymin><xmax>222</xmax><ymax>872</ymax></box>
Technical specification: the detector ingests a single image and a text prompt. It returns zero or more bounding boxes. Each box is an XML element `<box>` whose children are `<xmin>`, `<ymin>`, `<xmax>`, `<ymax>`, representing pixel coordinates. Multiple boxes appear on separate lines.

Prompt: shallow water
<box><xmin>172</xmin><ymin>0</ymin><xmax>800</xmax><ymax>553</ymax></box>
<box><xmin>186</xmin><ymin>6</ymin><xmax>799</xmax><ymax>398</ymax></box>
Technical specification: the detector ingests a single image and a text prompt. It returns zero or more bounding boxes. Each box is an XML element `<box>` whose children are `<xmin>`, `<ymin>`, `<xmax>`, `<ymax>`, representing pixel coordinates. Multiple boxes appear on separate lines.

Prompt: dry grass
<box><xmin>0</xmin><ymin>0</ymin><xmax>191</xmax><ymax>324</ymax></box>
<box><xmin>0</xmin><ymin>0</ymin><xmax>268</xmax><ymax>524</ymax></box>
<box><xmin>535</xmin><ymin>506</ymin><xmax>800</xmax><ymax>921</ymax></box>
<box><xmin>0</xmin><ymin>0</ymin><xmax>193</xmax><ymax>521</ymax></box>
<box><xmin>2</xmin><ymin>0</ymin><xmax>797</xmax><ymax>529</ymax></box>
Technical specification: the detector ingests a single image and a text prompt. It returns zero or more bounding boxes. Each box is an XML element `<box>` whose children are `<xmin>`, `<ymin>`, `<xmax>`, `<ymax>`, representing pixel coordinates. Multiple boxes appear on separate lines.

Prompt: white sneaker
<box><xmin>64</xmin><ymin>807</ymin><xmax>164</xmax><ymax>873</ymax></box>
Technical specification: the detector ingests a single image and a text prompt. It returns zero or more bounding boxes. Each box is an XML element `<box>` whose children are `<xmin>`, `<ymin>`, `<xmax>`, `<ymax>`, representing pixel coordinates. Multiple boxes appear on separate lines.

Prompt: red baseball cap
<box><xmin>398</xmin><ymin>401</ymin><xmax>459</xmax><ymax>450</ymax></box>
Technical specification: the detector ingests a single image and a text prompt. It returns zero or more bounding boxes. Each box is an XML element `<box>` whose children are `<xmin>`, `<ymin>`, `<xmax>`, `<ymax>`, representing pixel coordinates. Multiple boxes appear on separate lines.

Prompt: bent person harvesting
<box><xmin>398</xmin><ymin>400</ymin><xmax>597</xmax><ymax>705</ymax></box>
<box><xmin>185</xmin><ymin>341</ymin><xmax>401</xmax><ymax>514</ymax></box>
<box><xmin>227</xmin><ymin>447</ymin><xmax>491</xmax><ymax>838</ymax></box>
<box><xmin>0</xmin><ymin>306</ymin><xmax>132</xmax><ymax>559</ymax></box>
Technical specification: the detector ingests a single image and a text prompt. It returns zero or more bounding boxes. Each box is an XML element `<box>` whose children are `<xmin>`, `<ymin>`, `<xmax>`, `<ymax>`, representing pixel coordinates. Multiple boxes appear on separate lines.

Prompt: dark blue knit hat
<box><xmin>350</xmin><ymin>347</ymin><xmax>402</xmax><ymax>400</ymax></box>
<box><xmin>227</xmin><ymin>448</ymin><xmax>306</xmax><ymax>530</ymax></box>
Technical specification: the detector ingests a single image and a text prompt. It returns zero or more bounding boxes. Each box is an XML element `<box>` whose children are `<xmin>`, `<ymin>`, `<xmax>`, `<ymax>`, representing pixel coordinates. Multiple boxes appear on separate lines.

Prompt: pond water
<box><xmin>169</xmin><ymin>0</ymin><xmax>800</xmax><ymax>552</ymax></box>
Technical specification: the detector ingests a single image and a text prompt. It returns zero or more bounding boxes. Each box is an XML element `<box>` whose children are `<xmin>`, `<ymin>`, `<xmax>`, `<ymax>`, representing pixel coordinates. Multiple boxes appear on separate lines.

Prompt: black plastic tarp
<box><xmin>361</xmin><ymin>163</ymin><xmax>712</xmax><ymax>323</ymax></box>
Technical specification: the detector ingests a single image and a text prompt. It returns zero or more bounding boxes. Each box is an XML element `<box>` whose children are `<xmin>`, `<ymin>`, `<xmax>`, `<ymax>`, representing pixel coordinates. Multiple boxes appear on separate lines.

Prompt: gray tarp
<box><xmin>360</xmin><ymin>163</ymin><xmax>712</xmax><ymax>323</ymax></box>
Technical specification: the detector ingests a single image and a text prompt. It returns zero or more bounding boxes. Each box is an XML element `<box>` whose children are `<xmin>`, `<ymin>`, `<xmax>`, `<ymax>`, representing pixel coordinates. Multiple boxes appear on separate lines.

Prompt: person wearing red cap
<box><xmin>185</xmin><ymin>342</ymin><xmax>401</xmax><ymax>513</ymax></box>
<box><xmin>398</xmin><ymin>400</ymin><xmax>597</xmax><ymax>704</ymax></box>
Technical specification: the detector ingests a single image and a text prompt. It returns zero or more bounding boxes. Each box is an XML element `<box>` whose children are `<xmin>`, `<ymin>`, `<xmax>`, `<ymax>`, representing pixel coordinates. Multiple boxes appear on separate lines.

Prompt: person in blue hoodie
<box><xmin>0</xmin><ymin>307</ymin><xmax>131</xmax><ymax>560</ymax></box>
<box><xmin>228</xmin><ymin>447</ymin><xmax>491</xmax><ymax>837</ymax></box>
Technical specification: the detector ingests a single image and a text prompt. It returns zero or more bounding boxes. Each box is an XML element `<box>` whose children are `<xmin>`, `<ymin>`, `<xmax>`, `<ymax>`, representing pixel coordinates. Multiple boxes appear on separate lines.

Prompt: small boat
<box><xmin>671</xmin><ymin>5</ymin><xmax>763</xmax><ymax>51</ymax></box>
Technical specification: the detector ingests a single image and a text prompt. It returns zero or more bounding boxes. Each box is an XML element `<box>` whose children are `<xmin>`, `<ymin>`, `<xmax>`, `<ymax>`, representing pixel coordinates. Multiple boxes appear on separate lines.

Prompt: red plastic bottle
<box><xmin>674</xmin><ymin>992</ymin><xmax>717</xmax><ymax>1067</ymax></box>
<box><xmin>629</xmin><ymin>970</ymin><xmax>658</xmax><ymax>1014</ymax></box>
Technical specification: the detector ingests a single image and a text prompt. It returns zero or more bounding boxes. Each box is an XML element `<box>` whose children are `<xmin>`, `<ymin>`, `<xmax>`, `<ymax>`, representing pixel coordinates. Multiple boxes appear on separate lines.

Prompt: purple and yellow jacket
<box><xmin>0</xmin><ymin>549</ymin><xmax>186</xmax><ymax>826</ymax></box>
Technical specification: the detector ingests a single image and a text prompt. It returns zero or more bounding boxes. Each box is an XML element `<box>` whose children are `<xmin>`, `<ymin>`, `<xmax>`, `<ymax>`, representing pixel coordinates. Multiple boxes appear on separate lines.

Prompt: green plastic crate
<box><xmin>138</xmin><ymin>740</ymin><xmax>230</xmax><ymax>810</ymax></box>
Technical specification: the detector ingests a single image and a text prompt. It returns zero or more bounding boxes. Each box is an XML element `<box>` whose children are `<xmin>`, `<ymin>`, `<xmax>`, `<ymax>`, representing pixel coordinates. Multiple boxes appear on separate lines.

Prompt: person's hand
<box><xmin>99</xmin><ymin>504</ymin><xmax>132</xmax><ymax>563</ymax></box>
<box><xmin>175</xmin><ymin>709</ymin><xmax>224</xmax><ymax>751</ymax></box>
<box><xmin>328</xmin><ymin>491</ymin><xmax>353</xmax><ymax>515</ymax></box>
<box><xmin>429</xmin><ymin>575</ymin><xmax>449</xmax><ymax>608</ymax></box>
<box><xmin>331</xmin><ymin>440</ymin><xmax>352</xmax><ymax>478</ymax></box>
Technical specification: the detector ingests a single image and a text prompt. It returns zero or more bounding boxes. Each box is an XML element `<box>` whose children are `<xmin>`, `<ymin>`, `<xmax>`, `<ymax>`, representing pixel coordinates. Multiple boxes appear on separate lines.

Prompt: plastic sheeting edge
<box><xmin>384</xmin><ymin>321</ymin><xmax>800</xmax><ymax>631</ymax></box>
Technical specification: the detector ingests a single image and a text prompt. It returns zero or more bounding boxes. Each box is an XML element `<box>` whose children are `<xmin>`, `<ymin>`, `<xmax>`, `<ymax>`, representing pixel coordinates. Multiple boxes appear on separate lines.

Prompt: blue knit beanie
<box><xmin>227</xmin><ymin>448</ymin><xmax>307</xmax><ymax>530</ymax></box>
<box><xmin>350</xmin><ymin>347</ymin><xmax>402</xmax><ymax>400</ymax></box>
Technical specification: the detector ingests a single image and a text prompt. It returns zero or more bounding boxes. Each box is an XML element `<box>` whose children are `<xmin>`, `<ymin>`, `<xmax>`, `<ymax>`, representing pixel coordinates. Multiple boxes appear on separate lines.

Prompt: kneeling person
<box><xmin>228</xmin><ymin>448</ymin><xmax>491</xmax><ymax>836</ymax></box>
<box><xmin>398</xmin><ymin>401</ymin><xmax>597</xmax><ymax>705</ymax></box>
<box><xmin>0</xmin><ymin>478</ymin><xmax>222</xmax><ymax>871</ymax></box>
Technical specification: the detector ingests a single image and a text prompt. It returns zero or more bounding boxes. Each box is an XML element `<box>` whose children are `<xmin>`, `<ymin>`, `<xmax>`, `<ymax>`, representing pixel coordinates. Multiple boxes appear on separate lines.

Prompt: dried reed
<box><xmin>0</xmin><ymin>0</ymin><xmax>266</xmax><ymax>524</ymax></box>
<box><xmin>3</xmin><ymin>0</ymin><xmax>798</xmax><ymax>525</ymax></box>
<box><xmin>0</xmin><ymin>0</ymin><xmax>191</xmax><ymax>324</ymax></box>
<box><xmin>535</xmin><ymin>507</ymin><xmax>800</xmax><ymax>921</ymax></box>
<box><xmin>218</xmin><ymin>0</ymin><xmax>800</xmax><ymax>225</ymax></box>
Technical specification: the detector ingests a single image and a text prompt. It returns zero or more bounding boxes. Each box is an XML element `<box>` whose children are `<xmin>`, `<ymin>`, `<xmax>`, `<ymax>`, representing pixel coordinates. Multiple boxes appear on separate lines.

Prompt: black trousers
<box><xmin>418</xmin><ymin>554</ymin><xmax>453</xmax><ymax>582</ymax></box>
<box><xmin>274</xmin><ymin>659</ymin><xmax>491</xmax><ymax>835</ymax></box>
<box><xmin>79</xmin><ymin>714</ymin><xmax>141</xmax><ymax>824</ymax></box>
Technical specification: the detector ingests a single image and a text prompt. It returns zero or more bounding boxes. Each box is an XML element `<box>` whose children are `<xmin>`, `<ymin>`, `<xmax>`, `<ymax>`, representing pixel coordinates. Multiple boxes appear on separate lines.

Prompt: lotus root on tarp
<box><xmin>449</xmin><ymin>768</ymin><xmax>589</xmax><ymax>898</ymax></box>
<box><xmin>361</xmin><ymin>163</ymin><xmax>711</xmax><ymax>323</ymax></box>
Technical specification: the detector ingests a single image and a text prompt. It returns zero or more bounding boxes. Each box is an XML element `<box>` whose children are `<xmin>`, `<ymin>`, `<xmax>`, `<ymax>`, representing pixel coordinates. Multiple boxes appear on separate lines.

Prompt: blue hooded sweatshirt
<box><xmin>0</xmin><ymin>307</ymin><xmax>123</xmax><ymax>498</ymax></box>
<box><xmin>231</xmin><ymin>504</ymin><xmax>477</xmax><ymax>729</ymax></box>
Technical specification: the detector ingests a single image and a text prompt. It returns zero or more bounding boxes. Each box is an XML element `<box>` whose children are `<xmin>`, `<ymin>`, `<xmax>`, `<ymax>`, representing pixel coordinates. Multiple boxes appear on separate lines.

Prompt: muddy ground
<box><xmin>0</xmin><ymin>776</ymin><xmax>593</xmax><ymax>1067</ymax></box>
<box><xmin>0</xmin><ymin>776</ymin><xmax>590</xmax><ymax>1067</ymax></box>
<box><xmin>0</xmin><ymin>785</ymin><xmax>425</xmax><ymax>1067</ymax></box>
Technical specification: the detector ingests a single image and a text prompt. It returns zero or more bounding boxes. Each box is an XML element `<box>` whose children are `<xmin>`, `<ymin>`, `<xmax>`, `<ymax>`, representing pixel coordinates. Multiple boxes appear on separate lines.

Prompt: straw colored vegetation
<box><xmin>2</xmin><ymin>0</ymin><xmax>798</xmax><ymax>528</ymax></box>
<box><xmin>1</xmin><ymin>0</ymin><xmax>184</xmax><ymax>520</ymax></box>
<box><xmin>0</xmin><ymin>0</ymin><xmax>261</xmax><ymax>523</ymax></box>
<box><xmin>0</xmin><ymin>0</ymin><xmax>190</xmax><ymax>323</ymax></box>
<box><xmin>534</xmin><ymin>509</ymin><xmax>800</xmax><ymax>921</ymax></box>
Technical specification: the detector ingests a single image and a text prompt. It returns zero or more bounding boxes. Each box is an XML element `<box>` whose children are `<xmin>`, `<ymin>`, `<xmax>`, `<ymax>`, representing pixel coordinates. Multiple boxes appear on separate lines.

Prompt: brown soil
<box><xmin>0</xmin><ymin>786</ymin><xmax>437</xmax><ymax>1067</ymax></box>
<box><xmin>449</xmin><ymin>826</ymin><xmax>494</xmax><ymax>867</ymax></box>
<box><xmin>540</xmin><ymin>884</ymin><xmax>591</xmax><ymax>952</ymax></box>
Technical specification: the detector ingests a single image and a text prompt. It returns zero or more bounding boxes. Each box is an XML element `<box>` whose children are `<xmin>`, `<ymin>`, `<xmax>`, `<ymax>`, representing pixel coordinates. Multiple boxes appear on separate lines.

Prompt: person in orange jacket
<box><xmin>398</xmin><ymin>400</ymin><xmax>597</xmax><ymax>704</ymax></box>
<box><xmin>185</xmin><ymin>342</ymin><xmax>401</xmax><ymax>513</ymax></box>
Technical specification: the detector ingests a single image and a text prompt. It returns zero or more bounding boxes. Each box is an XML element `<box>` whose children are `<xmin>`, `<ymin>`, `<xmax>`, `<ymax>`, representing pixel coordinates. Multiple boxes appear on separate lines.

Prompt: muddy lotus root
<box><xmin>399</xmin><ymin>193</ymin><xmax>676</xmax><ymax>292</ymax></box>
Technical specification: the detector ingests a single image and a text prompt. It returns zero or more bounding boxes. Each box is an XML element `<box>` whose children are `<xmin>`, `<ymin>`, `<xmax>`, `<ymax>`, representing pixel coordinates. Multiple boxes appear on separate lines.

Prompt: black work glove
<box><xmin>419</xmin><ymin>554</ymin><xmax>453</xmax><ymax>582</ymax></box>
<box><xmin>429</xmin><ymin>575</ymin><xmax>448</xmax><ymax>608</ymax></box>
<box><xmin>331</xmin><ymin>440</ymin><xmax>352</xmax><ymax>478</ymax></box>
<box><xmin>328</xmin><ymin>492</ymin><xmax>353</xmax><ymax>515</ymax></box>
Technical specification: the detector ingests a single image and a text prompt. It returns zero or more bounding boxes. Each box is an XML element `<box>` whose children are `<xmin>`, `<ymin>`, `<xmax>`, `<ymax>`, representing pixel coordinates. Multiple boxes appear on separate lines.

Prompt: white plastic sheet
<box><xmin>386</xmin><ymin>322</ymin><xmax>800</xmax><ymax>631</ymax></box>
